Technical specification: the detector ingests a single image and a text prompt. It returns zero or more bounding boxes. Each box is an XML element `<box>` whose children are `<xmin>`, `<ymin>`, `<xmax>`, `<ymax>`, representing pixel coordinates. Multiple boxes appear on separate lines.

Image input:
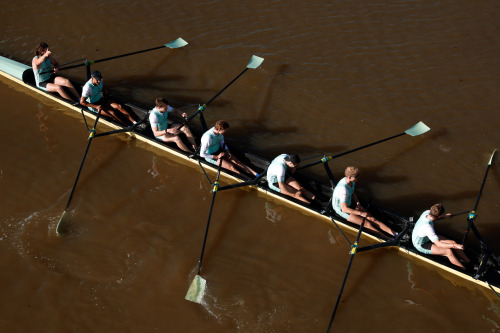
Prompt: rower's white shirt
<box><xmin>333</xmin><ymin>178</ymin><xmax>354</xmax><ymax>203</ymax></box>
<box><xmin>200</xmin><ymin>127</ymin><xmax>226</xmax><ymax>160</ymax></box>
<box><xmin>81</xmin><ymin>79</ymin><xmax>103</xmax><ymax>104</ymax></box>
<box><xmin>412</xmin><ymin>210</ymin><xmax>439</xmax><ymax>243</ymax></box>
<box><xmin>149</xmin><ymin>106</ymin><xmax>174</xmax><ymax>131</ymax></box>
<box><xmin>267</xmin><ymin>154</ymin><xmax>288</xmax><ymax>183</ymax></box>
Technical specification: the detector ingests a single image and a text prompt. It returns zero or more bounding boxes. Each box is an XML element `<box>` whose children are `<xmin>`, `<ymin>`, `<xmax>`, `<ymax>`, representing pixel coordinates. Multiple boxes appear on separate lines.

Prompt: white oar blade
<box><xmin>488</xmin><ymin>149</ymin><xmax>497</xmax><ymax>165</ymax></box>
<box><xmin>56</xmin><ymin>211</ymin><xmax>67</xmax><ymax>234</ymax></box>
<box><xmin>405</xmin><ymin>121</ymin><xmax>430</xmax><ymax>137</ymax></box>
<box><xmin>185</xmin><ymin>275</ymin><xmax>207</xmax><ymax>304</ymax></box>
<box><xmin>165</xmin><ymin>38</ymin><xmax>188</xmax><ymax>49</ymax></box>
<box><xmin>247</xmin><ymin>55</ymin><xmax>264</xmax><ymax>69</ymax></box>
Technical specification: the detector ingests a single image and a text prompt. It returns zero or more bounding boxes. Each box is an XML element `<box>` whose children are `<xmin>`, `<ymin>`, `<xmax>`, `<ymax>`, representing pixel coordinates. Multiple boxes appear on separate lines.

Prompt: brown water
<box><xmin>1</xmin><ymin>1</ymin><xmax>500</xmax><ymax>332</ymax></box>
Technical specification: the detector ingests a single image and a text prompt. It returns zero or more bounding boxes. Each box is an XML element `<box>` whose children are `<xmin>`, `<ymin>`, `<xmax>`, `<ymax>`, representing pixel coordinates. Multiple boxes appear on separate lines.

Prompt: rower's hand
<box><xmin>445</xmin><ymin>213</ymin><xmax>452</xmax><ymax>219</ymax></box>
<box><xmin>53</xmin><ymin>65</ymin><xmax>59</xmax><ymax>73</ymax></box>
<box><xmin>182</xmin><ymin>112</ymin><xmax>188</xmax><ymax>120</ymax></box>
<box><xmin>217</xmin><ymin>152</ymin><xmax>226</xmax><ymax>159</ymax></box>
<box><xmin>45</xmin><ymin>50</ymin><xmax>52</xmax><ymax>58</ymax></box>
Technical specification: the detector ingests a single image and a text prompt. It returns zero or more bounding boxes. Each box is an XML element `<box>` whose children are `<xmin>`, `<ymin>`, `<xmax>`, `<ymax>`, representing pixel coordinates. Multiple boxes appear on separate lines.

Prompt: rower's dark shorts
<box><xmin>87</xmin><ymin>97</ymin><xmax>112</xmax><ymax>113</ymax></box>
<box><xmin>39</xmin><ymin>75</ymin><xmax>56</xmax><ymax>88</ymax></box>
<box><xmin>414</xmin><ymin>241</ymin><xmax>433</xmax><ymax>254</ymax></box>
<box><xmin>205</xmin><ymin>148</ymin><xmax>224</xmax><ymax>165</ymax></box>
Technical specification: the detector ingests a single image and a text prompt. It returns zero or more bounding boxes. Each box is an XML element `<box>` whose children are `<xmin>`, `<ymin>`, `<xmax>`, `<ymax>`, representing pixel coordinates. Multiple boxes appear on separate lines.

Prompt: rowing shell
<box><xmin>1</xmin><ymin>54</ymin><xmax>498</xmax><ymax>296</ymax></box>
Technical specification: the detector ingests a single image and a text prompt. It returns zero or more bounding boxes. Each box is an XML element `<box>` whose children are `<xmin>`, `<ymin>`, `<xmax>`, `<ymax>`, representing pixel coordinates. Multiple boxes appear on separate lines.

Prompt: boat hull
<box><xmin>1</xmin><ymin>54</ymin><xmax>498</xmax><ymax>294</ymax></box>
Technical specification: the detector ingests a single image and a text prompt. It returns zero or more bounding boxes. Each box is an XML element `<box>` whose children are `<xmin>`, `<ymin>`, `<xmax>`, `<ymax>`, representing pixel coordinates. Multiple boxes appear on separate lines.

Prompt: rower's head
<box><xmin>285</xmin><ymin>154</ymin><xmax>301</xmax><ymax>168</ymax></box>
<box><xmin>345</xmin><ymin>166</ymin><xmax>360</xmax><ymax>182</ymax></box>
<box><xmin>91</xmin><ymin>71</ymin><xmax>102</xmax><ymax>85</ymax></box>
<box><xmin>34</xmin><ymin>42</ymin><xmax>49</xmax><ymax>56</ymax></box>
<box><xmin>214</xmin><ymin>120</ymin><xmax>229</xmax><ymax>135</ymax></box>
<box><xmin>155</xmin><ymin>97</ymin><xmax>169</xmax><ymax>112</ymax></box>
<box><xmin>430</xmin><ymin>203</ymin><xmax>444</xmax><ymax>218</ymax></box>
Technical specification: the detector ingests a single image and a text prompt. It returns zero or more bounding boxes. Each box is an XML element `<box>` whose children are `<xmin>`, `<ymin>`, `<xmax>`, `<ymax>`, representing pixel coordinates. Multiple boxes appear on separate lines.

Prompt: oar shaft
<box><xmin>207</xmin><ymin>68</ymin><xmax>249</xmax><ymax>106</ymax></box>
<box><xmin>92</xmin><ymin>46</ymin><xmax>165</xmax><ymax>65</ymax></box>
<box><xmin>463</xmin><ymin>150</ymin><xmax>496</xmax><ymax>244</ymax></box>
<box><xmin>51</xmin><ymin>45</ymin><xmax>168</xmax><ymax>73</ymax></box>
<box><xmin>196</xmin><ymin>162</ymin><xmax>223</xmax><ymax>275</ymax></box>
<box><xmin>181</xmin><ymin>67</ymin><xmax>253</xmax><ymax>130</ymax></box>
<box><xmin>473</xmin><ymin>163</ymin><xmax>493</xmax><ymax>212</ymax></box>
<box><xmin>327</xmin><ymin>219</ymin><xmax>366</xmax><ymax>332</ymax></box>
<box><xmin>63</xmin><ymin>112</ymin><xmax>101</xmax><ymax>211</ymax></box>
<box><xmin>300</xmin><ymin>132</ymin><xmax>405</xmax><ymax>170</ymax></box>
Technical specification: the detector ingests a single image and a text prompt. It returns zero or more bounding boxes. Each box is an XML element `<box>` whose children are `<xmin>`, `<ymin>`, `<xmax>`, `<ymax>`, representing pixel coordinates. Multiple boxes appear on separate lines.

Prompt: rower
<box><xmin>149</xmin><ymin>97</ymin><xmax>197</xmax><ymax>153</ymax></box>
<box><xmin>79</xmin><ymin>71</ymin><xmax>137</xmax><ymax>126</ymax></box>
<box><xmin>199</xmin><ymin>120</ymin><xmax>259</xmax><ymax>179</ymax></box>
<box><xmin>31</xmin><ymin>42</ymin><xmax>80</xmax><ymax>103</ymax></box>
<box><xmin>332</xmin><ymin>166</ymin><xmax>396</xmax><ymax>239</ymax></box>
<box><xmin>412</xmin><ymin>203</ymin><xmax>470</xmax><ymax>269</ymax></box>
<box><xmin>266</xmin><ymin>154</ymin><xmax>316</xmax><ymax>204</ymax></box>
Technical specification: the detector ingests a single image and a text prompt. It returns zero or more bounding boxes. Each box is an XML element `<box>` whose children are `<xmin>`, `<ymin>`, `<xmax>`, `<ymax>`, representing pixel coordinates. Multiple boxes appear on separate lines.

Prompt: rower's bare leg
<box><xmin>347</xmin><ymin>214</ymin><xmax>391</xmax><ymax>240</ymax></box>
<box><xmin>229</xmin><ymin>155</ymin><xmax>258</xmax><ymax>176</ymax></box>
<box><xmin>46</xmin><ymin>82</ymin><xmax>74</xmax><ymax>102</ymax></box>
<box><xmin>180</xmin><ymin>125</ymin><xmax>197</xmax><ymax>150</ymax></box>
<box><xmin>54</xmin><ymin>76</ymin><xmax>80</xmax><ymax>101</ymax></box>
<box><xmin>439</xmin><ymin>237</ymin><xmax>471</xmax><ymax>263</ymax></box>
<box><xmin>286</xmin><ymin>179</ymin><xmax>311</xmax><ymax>204</ymax></box>
<box><xmin>367</xmin><ymin>215</ymin><xmax>395</xmax><ymax>237</ymax></box>
<box><xmin>432</xmin><ymin>244</ymin><xmax>466</xmax><ymax>269</ymax></box>
<box><xmin>101</xmin><ymin>107</ymin><xmax>129</xmax><ymax>126</ymax></box>
<box><xmin>221</xmin><ymin>159</ymin><xmax>251</xmax><ymax>180</ymax></box>
<box><xmin>111</xmin><ymin>102</ymin><xmax>136</xmax><ymax>125</ymax></box>
<box><xmin>287</xmin><ymin>178</ymin><xmax>315</xmax><ymax>201</ymax></box>
<box><xmin>160</xmin><ymin>134</ymin><xmax>191</xmax><ymax>152</ymax></box>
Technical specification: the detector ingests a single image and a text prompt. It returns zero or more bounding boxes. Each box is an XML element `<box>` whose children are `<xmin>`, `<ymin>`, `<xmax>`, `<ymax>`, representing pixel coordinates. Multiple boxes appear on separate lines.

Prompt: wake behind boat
<box><xmin>1</xmin><ymin>50</ymin><xmax>499</xmax><ymax>313</ymax></box>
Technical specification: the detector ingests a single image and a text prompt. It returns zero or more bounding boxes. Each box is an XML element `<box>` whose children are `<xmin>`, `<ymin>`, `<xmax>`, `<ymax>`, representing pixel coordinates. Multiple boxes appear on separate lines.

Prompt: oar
<box><xmin>41</xmin><ymin>38</ymin><xmax>188</xmax><ymax>74</ymax></box>
<box><xmin>60</xmin><ymin>57</ymin><xmax>87</xmax><ymax>67</ymax></box>
<box><xmin>327</xmin><ymin>216</ymin><xmax>367</xmax><ymax>332</ymax></box>
<box><xmin>185</xmin><ymin>160</ymin><xmax>224</xmax><ymax>304</ymax></box>
<box><xmin>462</xmin><ymin>149</ymin><xmax>497</xmax><ymax>244</ymax></box>
<box><xmin>298</xmin><ymin>121</ymin><xmax>431</xmax><ymax>171</ymax></box>
<box><xmin>181</xmin><ymin>55</ymin><xmax>264</xmax><ymax>131</ymax></box>
<box><xmin>56</xmin><ymin>111</ymin><xmax>102</xmax><ymax>234</ymax></box>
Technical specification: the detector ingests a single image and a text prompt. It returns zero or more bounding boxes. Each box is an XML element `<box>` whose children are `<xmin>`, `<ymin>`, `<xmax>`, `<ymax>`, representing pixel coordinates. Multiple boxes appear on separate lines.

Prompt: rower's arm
<box><xmin>340</xmin><ymin>202</ymin><xmax>366</xmax><ymax>217</ymax></box>
<box><xmin>48</xmin><ymin>54</ymin><xmax>59</xmax><ymax>69</ymax></box>
<box><xmin>173</xmin><ymin>108</ymin><xmax>188</xmax><ymax>120</ymax></box>
<box><xmin>79</xmin><ymin>96</ymin><xmax>100</xmax><ymax>111</ymax></box>
<box><xmin>32</xmin><ymin>54</ymin><xmax>48</xmax><ymax>68</ymax></box>
<box><xmin>151</xmin><ymin>125</ymin><xmax>165</xmax><ymax>138</ymax></box>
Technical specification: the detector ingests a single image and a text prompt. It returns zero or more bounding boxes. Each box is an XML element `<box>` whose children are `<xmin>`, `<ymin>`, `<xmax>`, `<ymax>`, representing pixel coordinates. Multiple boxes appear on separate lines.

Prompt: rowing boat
<box><xmin>1</xmin><ymin>53</ymin><xmax>499</xmax><ymax>298</ymax></box>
